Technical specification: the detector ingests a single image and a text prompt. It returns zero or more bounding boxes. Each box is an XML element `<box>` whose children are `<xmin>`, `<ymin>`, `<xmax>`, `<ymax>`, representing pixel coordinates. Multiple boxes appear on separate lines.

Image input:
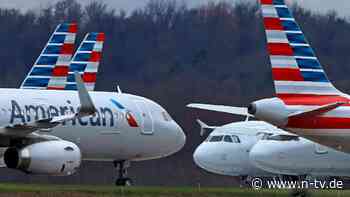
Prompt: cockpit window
<box><xmin>231</xmin><ymin>135</ymin><xmax>241</xmax><ymax>143</ymax></box>
<box><xmin>265</xmin><ymin>135</ymin><xmax>299</xmax><ymax>141</ymax></box>
<box><xmin>209</xmin><ymin>135</ymin><xmax>223</xmax><ymax>142</ymax></box>
<box><xmin>261</xmin><ymin>133</ymin><xmax>273</xmax><ymax>140</ymax></box>
<box><xmin>223</xmin><ymin>135</ymin><xmax>233</xmax><ymax>143</ymax></box>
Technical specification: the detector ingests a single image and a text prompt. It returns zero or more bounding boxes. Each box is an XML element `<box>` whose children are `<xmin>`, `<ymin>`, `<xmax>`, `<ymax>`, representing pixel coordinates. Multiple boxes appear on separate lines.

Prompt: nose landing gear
<box><xmin>114</xmin><ymin>160</ymin><xmax>133</xmax><ymax>186</ymax></box>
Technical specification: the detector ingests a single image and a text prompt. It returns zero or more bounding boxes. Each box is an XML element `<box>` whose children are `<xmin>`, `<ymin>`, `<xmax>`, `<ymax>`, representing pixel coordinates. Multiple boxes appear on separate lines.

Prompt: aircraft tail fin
<box><xmin>196</xmin><ymin>119</ymin><xmax>216</xmax><ymax>136</ymax></box>
<box><xmin>20</xmin><ymin>23</ymin><xmax>77</xmax><ymax>90</ymax></box>
<box><xmin>65</xmin><ymin>32</ymin><xmax>105</xmax><ymax>91</ymax></box>
<box><xmin>260</xmin><ymin>0</ymin><xmax>342</xmax><ymax>101</ymax></box>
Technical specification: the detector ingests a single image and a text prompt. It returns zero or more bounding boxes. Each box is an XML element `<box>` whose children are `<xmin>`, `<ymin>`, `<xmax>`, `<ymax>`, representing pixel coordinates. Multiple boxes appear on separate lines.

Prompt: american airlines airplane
<box><xmin>0</xmin><ymin>23</ymin><xmax>186</xmax><ymax>186</ymax></box>
<box><xmin>191</xmin><ymin>0</ymin><xmax>350</xmax><ymax>154</ymax></box>
<box><xmin>244</xmin><ymin>0</ymin><xmax>350</xmax><ymax>154</ymax></box>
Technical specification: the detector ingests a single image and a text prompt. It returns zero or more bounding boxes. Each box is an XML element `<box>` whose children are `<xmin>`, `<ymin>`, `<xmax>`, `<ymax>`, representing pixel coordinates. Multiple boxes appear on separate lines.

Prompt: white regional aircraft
<box><xmin>189</xmin><ymin>104</ymin><xmax>350</xmax><ymax>180</ymax></box>
<box><xmin>0</xmin><ymin>24</ymin><xmax>186</xmax><ymax>186</ymax></box>
<box><xmin>192</xmin><ymin>120</ymin><xmax>278</xmax><ymax>181</ymax></box>
<box><xmin>250</xmin><ymin>133</ymin><xmax>350</xmax><ymax>177</ymax></box>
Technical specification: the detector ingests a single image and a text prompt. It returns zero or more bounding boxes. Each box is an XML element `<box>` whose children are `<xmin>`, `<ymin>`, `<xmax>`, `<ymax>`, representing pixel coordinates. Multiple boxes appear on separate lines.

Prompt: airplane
<box><xmin>0</xmin><ymin>24</ymin><xmax>186</xmax><ymax>186</ymax></box>
<box><xmin>191</xmin><ymin>116</ymin><xmax>350</xmax><ymax>182</ymax></box>
<box><xmin>250</xmin><ymin>132</ymin><xmax>350</xmax><ymax>177</ymax></box>
<box><xmin>190</xmin><ymin>0</ymin><xmax>350</xmax><ymax>154</ymax></box>
<box><xmin>193</xmin><ymin>120</ymin><xmax>279</xmax><ymax>183</ymax></box>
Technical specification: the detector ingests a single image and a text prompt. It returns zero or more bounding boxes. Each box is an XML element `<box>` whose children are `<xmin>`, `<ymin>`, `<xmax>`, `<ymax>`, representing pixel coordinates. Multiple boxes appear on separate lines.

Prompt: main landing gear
<box><xmin>113</xmin><ymin>160</ymin><xmax>133</xmax><ymax>186</ymax></box>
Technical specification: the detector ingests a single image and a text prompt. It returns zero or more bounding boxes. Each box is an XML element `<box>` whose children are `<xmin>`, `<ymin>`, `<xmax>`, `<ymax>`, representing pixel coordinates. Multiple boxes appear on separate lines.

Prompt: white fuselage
<box><xmin>0</xmin><ymin>88</ymin><xmax>186</xmax><ymax>162</ymax></box>
<box><xmin>194</xmin><ymin>120</ymin><xmax>350</xmax><ymax>178</ymax></box>
<box><xmin>250</xmin><ymin>136</ymin><xmax>350</xmax><ymax>177</ymax></box>
<box><xmin>193</xmin><ymin>121</ymin><xmax>280</xmax><ymax>177</ymax></box>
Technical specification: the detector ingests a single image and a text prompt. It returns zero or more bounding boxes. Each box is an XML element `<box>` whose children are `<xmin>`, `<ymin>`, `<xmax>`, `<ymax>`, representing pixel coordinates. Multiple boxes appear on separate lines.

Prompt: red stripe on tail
<box><xmin>97</xmin><ymin>33</ymin><xmax>105</xmax><ymax>41</ymax></box>
<box><xmin>268</xmin><ymin>43</ymin><xmax>294</xmax><ymax>56</ymax></box>
<box><xmin>263</xmin><ymin>17</ymin><xmax>284</xmax><ymax>31</ymax></box>
<box><xmin>277</xmin><ymin>94</ymin><xmax>349</xmax><ymax>106</ymax></box>
<box><xmin>60</xmin><ymin>43</ymin><xmax>74</xmax><ymax>54</ymax></box>
<box><xmin>82</xmin><ymin>72</ymin><xmax>97</xmax><ymax>83</ymax></box>
<box><xmin>52</xmin><ymin>66</ymin><xmax>69</xmax><ymax>76</ymax></box>
<box><xmin>272</xmin><ymin>68</ymin><xmax>303</xmax><ymax>81</ymax></box>
<box><xmin>261</xmin><ymin>0</ymin><xmax>273</xmax><ymax>4</ymax></box>
<box><xmin>69</xmin><ymin>23</ymin><xmax>78</xmax><ymax>33</ymax></box>
<box><xmin>89</xmin><ymin>51</ymin><xmax>101</xmax><ymax>62</ymax></box>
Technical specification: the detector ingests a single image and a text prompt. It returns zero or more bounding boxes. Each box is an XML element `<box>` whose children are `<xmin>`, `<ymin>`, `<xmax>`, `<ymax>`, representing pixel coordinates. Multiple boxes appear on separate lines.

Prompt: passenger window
<box><xmin>232</xmin><ymin>135</ymin><xmax>241</xmax><ymax>143</ymax></box>
<box><xmin>209</xmin><ymin>135</ymin><xmax>223</xmax><ymax>142</ymax></box>
<box><xmin>223</xmin><ymin>135</ymin><xmax>233</xmax><ymax>143</ymax></box>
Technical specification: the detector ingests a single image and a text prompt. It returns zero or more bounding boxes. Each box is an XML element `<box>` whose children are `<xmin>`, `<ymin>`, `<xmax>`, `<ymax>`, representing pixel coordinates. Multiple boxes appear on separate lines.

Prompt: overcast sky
<box><xmin>1</xmin><ymin>0</ymin><xmax>349</xmax><ymax>18</ymax></box>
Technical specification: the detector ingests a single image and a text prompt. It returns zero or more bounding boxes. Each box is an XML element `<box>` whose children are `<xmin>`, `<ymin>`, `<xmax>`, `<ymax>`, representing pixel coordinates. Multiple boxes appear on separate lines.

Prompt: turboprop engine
<box><xmin>248</xmin><ymin>97</ymin><xmax>289</xmax><ymax>127</ymax></box>
<box><xmin>4</xmin><ymin>140</ymin><xmax>81</xmax><ymax>176</ymax></box>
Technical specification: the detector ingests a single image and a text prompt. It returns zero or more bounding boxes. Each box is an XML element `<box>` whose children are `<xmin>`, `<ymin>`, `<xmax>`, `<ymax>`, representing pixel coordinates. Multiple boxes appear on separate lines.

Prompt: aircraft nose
<box><xmin>193</xmin><ymin>144</ymin><xmax>208</xmax><ymax>168</ymax></box>
<box><xmin>174</xmin><ymin>122</ymin><xmax>186</xmax><ymax>152</ymax></box>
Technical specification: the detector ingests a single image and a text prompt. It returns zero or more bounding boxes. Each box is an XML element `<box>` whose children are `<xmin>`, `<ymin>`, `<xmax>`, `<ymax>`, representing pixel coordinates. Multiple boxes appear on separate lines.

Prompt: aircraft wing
<box><xmin>0</xmin><ymin>72</ymin><xmax>96</xmax><ymax>136</ymax></box>
<box><xmin>288</xmin><ymin>102</ymin><xmax>346</xmax><ymax>119</ymax></box>
<box><xmin>187</xmin><ymin>103</ymin><xmax>253</xmax><ymax>117</ymax></box>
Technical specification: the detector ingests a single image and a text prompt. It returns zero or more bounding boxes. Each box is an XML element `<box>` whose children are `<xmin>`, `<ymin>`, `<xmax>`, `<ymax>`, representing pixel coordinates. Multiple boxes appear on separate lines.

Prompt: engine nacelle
<box><xmin>248</xmin><ymin>97</ymin><xmax>288</xmax><ymax>127</ymax></box>
<box><xmin>4</xmin><ymin>140</ymin><xmax>81</xmax><ymax>176</ymax></box>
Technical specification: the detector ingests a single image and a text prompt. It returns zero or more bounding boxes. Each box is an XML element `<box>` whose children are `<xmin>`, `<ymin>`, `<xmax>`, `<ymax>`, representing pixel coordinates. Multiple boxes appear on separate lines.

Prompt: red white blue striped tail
<box><xmin>65</xmin><ymin>32</ymin><xmax>105</xmax><ymax>91</ymax></box>
<box><xmin>20</xmin><ymin>23</ymin><xmax>77</xmax><ymax>90</ymax></box>
<box><xmin>260</xmin><ymin>0</ymin><xmax>342</xmax><ymax>99</ymax></box>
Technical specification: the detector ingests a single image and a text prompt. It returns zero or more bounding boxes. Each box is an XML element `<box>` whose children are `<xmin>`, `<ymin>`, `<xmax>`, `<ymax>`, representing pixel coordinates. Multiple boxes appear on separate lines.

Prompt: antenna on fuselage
<box><xmin>245</xmin><ymin>114</ymin><xmax>250</xmax><ymax>122</ymax></box>
<box><xmin>116</xmin><ymin>85</ymin><xmax>122</xmax><ymax>94</ymax></box>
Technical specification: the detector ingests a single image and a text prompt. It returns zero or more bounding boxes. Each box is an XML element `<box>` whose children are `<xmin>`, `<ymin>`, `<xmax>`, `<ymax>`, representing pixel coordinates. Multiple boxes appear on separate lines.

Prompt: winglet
<box><xmin>196</xmin><ymin>119</ymin><xmax>216</xmax><ymax>136</ymax></box>
<box><xmin>74</xmin><ymin>72</ymin><xmax>97</xmax><ymax>116</ymax></box>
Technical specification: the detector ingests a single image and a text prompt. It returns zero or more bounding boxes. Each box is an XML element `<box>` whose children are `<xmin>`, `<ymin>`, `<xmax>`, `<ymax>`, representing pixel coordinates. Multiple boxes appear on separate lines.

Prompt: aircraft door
<box><xmin>134</xmin><ymin>100</ymin><xmax>154</xmax><ymax>134</ymax></box>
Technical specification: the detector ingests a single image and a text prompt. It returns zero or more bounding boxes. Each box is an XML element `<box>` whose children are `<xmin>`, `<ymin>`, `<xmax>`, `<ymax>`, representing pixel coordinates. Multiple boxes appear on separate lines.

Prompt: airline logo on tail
<box><xmin>21</xmin><ymin>23</ymin><xmax>77</xmax><ymax>90</ymax></box>
<box><xmin>260</xmin><ymin>0</ymin><xmax>342</xmax><ymax>104</ymax></box>
<box><xmin>65</xmin><ymin>32</ymin><xmax>105</xmax><ymax>91</ymax></box>
<box><xmin>256</xmin><ymin>0</ymin><xmax>350</xmax><ymax>130</ymax></box>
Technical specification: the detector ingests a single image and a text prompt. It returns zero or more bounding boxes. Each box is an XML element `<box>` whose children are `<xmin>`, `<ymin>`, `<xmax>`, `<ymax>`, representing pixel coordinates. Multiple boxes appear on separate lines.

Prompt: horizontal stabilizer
<box><xmin>187</xmin><ymin>103</ymin><xmax>252</xmax><ymax>117</ymax></box>
<box><xmin>288</xmin><ymin>102</ymin><xmax>346</xmax><ymax>119</ymax></box>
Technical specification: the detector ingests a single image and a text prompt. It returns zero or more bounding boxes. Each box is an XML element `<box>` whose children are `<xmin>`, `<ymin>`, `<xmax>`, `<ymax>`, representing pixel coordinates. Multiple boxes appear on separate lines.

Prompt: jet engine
<box><xmin>4</xmin><ymin>140</ymin><xmax>81</xmax><ymax>176</ymax></box>
<box><xmin>248</xmin><ymin>97</ymin><xmax>288</xmax><ymax>126</ymax></box>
